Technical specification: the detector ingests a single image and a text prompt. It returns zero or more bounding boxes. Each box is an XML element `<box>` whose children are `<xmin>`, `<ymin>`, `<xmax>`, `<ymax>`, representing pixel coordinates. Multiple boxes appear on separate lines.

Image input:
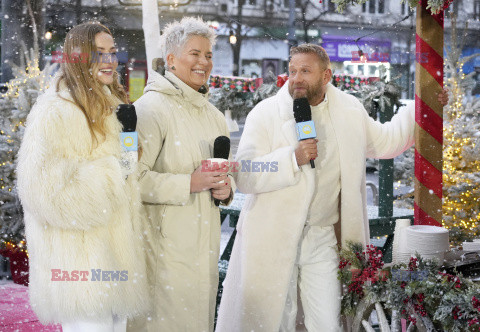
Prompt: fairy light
<box><xmin>0</xmin><ymin>51</ymin><xmax>51</xmax><ymax>251</ymax></box>
<box><xmin>442</xmin><ymin>55</ymin><xmax>480</xmax><ymax>241</ymax></box>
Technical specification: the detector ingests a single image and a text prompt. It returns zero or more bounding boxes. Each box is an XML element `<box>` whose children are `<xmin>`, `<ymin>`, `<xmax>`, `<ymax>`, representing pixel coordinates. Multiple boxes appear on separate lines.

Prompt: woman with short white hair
<box><xmin>129</xmin><ymin>17</ymin><xmax>234</xmax><ymax>331</ymax></box>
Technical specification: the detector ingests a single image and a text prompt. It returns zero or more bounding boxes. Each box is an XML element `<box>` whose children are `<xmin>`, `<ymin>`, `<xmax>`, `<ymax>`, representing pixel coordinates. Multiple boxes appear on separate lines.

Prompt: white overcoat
<box><xmin>216</xmin><ymin>83</ymin><xmax>415</xmax><ymax>332</ymax></box>
<box><xmin>16</xmin><ymin>82</ymin><xmax>150</xmax><ymax>324</ymax></box>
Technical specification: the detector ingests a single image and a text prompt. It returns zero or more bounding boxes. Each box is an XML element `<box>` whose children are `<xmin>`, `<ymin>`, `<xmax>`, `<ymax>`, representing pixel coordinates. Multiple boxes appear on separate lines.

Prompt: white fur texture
<box><xmin>16</xmin><ymin>84</ymin><xmax>151</xmax><ymax>324</ymax></box>
<box><xmin>215</xmin><ymin>83</ymin><xmax>415</xmax><ymax>332</ymax></box>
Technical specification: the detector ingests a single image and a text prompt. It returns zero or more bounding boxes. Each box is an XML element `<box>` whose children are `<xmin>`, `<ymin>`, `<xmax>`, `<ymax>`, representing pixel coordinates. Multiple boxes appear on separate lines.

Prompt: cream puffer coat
<box><xmin>128</xmin><ymin>70</ymin><xmax>234</xmax><ymax>332</ymax></box>
<box><xmin>16</xmin><ymin>81</ymin><xmax>150</xmax><ymax>324</ymax></box>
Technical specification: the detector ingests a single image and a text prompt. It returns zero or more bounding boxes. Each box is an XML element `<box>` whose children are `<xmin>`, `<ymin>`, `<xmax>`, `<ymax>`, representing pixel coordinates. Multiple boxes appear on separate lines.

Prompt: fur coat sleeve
<box><xmin>234</xmin><ymin>98</ymin><xmax>301</xmax><ymax>194</ymax></box>
<box><xmin>17</xmin><ymin>96</ymin><xmax>127</xmax><ymax>231</ymax></box>
<box><xmin>364</xmin><ymin>99</ymin><xmax>415</xmax><ymax>159</ymax></box>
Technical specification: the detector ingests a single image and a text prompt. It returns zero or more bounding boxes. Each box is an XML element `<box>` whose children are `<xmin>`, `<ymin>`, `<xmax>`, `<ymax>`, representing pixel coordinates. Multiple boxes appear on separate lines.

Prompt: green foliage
<box><xmin>209</xmin><ymin>87</ymin><xmax>254</xmax><ymax>120</ymax></box>
<box><xmin>339</xmin><ymin>244</ymin><xmax>480</xmax><ymax>330</ymax></box>
<box><xmin>355</xmin><ymin>66</ymin><xmax>404</xmax><ymax>119</ymax></box>
<box><xmin>252</xmin><ymin>83</ymin><xmax>280</xmax><ymax>106</ymax></box>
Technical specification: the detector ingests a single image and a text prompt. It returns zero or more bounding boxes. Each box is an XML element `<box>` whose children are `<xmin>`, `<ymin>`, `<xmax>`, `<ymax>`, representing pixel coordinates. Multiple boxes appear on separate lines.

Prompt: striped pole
<box><xmin>414</xmin><ymin>2</ymin><xmax>444</xmax><ymax>226</ymax></box>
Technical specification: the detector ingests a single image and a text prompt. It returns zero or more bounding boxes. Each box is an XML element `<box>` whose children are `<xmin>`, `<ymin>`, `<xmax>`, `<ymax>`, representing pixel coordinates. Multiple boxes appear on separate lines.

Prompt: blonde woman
<box><xmin>17</xmin><ymin>22</ymin><xmax>149</xmax><ymax>332</ymax></box>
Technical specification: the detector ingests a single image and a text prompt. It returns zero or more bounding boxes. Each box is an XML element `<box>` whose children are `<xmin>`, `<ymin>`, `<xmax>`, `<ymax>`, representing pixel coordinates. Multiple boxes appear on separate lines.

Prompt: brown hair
<box><xmin>56</xmin><ymin>22</ymin><xmax>127</xmax><ymax>145</ymax></box>
<box><xmin>290</xmin><ymin>44</ymin><xmax>331</xmax><ymax>69</ymax></box>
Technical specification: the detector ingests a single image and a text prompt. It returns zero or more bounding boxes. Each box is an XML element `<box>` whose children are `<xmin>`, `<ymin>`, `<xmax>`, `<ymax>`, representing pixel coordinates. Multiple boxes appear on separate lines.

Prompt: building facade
<box><xmin>2</xmin><ymin>0</ymin><xmax>480</xmax><ymax>98</ymax></box>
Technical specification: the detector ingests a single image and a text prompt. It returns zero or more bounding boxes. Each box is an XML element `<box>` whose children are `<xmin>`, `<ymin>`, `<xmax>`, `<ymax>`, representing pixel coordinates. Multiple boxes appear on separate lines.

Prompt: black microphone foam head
<box><xmin>293</xmin><ymin>97</ymin><xmax>312</xmax><ymax>122</ymax></box>
<box><xmin>116</xmin><ymin>104</ymin><xmax>137</xmax><ymax>132</ymax></box>
<box><xmin>213</xmin><ymin>136</ymin><xmax>230</xmax><ymax>159</ymax></box>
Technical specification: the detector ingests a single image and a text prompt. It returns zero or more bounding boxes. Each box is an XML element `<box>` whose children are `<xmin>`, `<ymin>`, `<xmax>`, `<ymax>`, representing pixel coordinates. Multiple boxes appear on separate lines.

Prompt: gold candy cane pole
<box><xmin>414</xmin><ymin>1</ymin><xmax>444</xmax><ymax>226</ymax></box>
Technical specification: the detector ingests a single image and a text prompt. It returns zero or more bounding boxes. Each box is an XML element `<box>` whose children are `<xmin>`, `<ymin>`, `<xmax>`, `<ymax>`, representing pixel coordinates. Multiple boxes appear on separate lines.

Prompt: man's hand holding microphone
<box><xmin>295</xmin><ymin>138</ymin><xmax>318</xmax><ymax>167</ymax></box>
<box><xmin>293</xmin><ymin>97</ymin><xmax>317</xmax><ymax>168</ymax></box>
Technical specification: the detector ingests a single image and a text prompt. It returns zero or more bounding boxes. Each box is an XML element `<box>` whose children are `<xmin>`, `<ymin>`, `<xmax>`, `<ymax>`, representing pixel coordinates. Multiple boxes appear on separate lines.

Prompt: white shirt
<box><xmin>292</xmin><ymin>95</ymin><xmax>341</xmax><ymax>227</ymax></box>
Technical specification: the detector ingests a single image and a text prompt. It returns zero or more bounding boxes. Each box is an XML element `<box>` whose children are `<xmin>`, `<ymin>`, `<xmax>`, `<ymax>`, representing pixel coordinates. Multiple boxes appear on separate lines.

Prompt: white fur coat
<box><xmin>16</xmin><ymin>82</ymin><xmax>150</xmax><ymax>324</ymax></box>
<box><xmin>216</xmin><ymin>83</ymin><xmax>415</xmax><ymax>332</ymax></box>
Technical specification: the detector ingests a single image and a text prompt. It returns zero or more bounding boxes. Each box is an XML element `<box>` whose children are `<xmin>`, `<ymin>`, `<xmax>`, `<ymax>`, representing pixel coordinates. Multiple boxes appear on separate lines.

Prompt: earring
<box><xmin>171</xmin><ymin>65</ymin><xmax>176</xmax><ymax>70</ymax></box>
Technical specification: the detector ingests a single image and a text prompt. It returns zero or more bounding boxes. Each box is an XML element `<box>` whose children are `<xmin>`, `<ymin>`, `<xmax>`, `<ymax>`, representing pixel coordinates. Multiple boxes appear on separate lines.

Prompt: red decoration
<box><xmin>209</xmin><ymin>75</ymin><xmax>257</xmax><ymax>92</ymax></box>
<box><xmin>414</xmin><ymin>1</ymin><xmax>444</xmax><ymax>226</ymax></box>
<box><xmin>276</xmin><ymin>74</ymin><xmax>288</xmax><ymax>88</ymax></box>
<box><xmin>0</xmin><ymin>245</ymin><xmax>29</xmax><ymax>286</ymax></box>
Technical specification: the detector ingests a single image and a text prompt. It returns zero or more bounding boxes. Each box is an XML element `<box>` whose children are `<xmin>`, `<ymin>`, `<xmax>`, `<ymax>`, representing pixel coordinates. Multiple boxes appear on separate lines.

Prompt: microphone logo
<box><xmin>302</xmin><ymin>124</ymin><xmax>312</xmax><ymax>135</ymax></box>
<box><xmin>124</xmin><ymin>136</ymin><xmax>134</xmax><ymax>147</ymax></box>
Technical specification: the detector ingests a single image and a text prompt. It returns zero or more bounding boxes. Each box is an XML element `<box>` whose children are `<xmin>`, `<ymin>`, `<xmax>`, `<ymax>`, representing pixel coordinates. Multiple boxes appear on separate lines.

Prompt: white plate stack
<box><xmin>462</xmin><ymin>239</ymin><xmax>480</xmax><ymax>252</ymax></box>
<box><xmin>392</xmin><ymin>219</ymin><xmax>413</xmax><ymax>264</ymax></box>
<box><xmin>405</xmin><ymin>225</ymin><xmax>449</xmax><ymax>263</ymax></box>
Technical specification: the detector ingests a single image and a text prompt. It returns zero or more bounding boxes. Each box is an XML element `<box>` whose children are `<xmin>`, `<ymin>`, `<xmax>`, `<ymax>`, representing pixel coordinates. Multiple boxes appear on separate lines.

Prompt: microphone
<box><xmin>116</xmin><ymin>104</ymin><xmax>138</xmax><ymax>177</ymax></box>
<box><xmin>293</xmin><ymin>97</ymin><xmax>316</xmax><ymax>168</ymax></box>
<box><xmin>212</xmin><ymin>136</ymin><xmax>230</xmax><ymax>206</ymax></box>
<box><xmin>117</xmin><ymin>104</ymin><xmax>137</xmax><ymax>132</ymax></box>
<box><xmin>214</xmin><ymin>136</ymin><xmax>230</xmax><ymax>160</ymax></box>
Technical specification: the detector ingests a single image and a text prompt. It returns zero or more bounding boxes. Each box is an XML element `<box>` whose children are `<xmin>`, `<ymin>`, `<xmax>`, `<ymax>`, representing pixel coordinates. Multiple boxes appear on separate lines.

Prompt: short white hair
<box><xmin>160</xmin><ymin>17</ymin><xmax>216</xmax><ymax>58</ymax></box>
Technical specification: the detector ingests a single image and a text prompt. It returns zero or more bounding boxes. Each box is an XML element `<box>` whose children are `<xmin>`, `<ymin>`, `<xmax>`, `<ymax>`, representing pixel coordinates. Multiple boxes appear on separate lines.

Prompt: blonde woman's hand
<box><xmin>190</xmin><ymin>166</ymin><xmax>228</xmax><ymax>193</ymax></box>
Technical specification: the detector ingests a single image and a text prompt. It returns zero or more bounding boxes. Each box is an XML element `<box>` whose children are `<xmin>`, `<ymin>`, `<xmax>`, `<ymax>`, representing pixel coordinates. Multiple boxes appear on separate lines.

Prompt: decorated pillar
<box><xmin>414</xmin><ymin>2</ymin><xmax>444</xmax><ymax>226</ymax></box>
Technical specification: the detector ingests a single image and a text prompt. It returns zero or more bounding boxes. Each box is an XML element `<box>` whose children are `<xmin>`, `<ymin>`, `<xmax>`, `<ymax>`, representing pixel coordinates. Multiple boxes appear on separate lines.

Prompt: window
<box><xmin>322</xmin><ymin>0</ymin><xmax>335</xmax><ymax>11</ymax></box>
<box><xmin>283</xmin><ymin>0</ymin><xmax>301</xmax><ymax>9</ymax></box>
<box><xmin>475</xmin><ymin>0</ymin><xmax>480</xmax><ymax>20</ymax></box>
<box><xmin>233</xmin><ymin>0</ymin><xmax>257</xmax><ymax>6</ymax></box>
<box><xmin>362</xmin><ymin>0</ymin><xmax>385</xmax><ymax>14</ymax></box>
<box><xmin>378</xmin><ymin>0</ymin><xmax>384</xmax><ymax>13</ymax></box>
<box><xmin>401</xmin><ymin>2</ymin><xmax>413</xmax><ymax>15</ymax></box>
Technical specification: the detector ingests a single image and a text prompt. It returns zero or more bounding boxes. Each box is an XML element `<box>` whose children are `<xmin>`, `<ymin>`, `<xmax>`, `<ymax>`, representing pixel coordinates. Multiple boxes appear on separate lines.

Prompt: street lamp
<box><xmin>45</xmin><ymin>31</ymin><xmax>53</xmax><ymax>40</ymax></box>
<box><xmin>229</xmin><ymin>30</ymin><xmax>237</xmax><ymax>45</ymax></box>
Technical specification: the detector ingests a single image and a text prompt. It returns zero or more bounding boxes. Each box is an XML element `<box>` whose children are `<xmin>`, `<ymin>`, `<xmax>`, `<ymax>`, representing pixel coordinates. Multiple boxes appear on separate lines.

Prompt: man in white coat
<box><xmin>216</xmin><ymin>44</ymin><xmax>417</xmax><ymax>331</ymax></box>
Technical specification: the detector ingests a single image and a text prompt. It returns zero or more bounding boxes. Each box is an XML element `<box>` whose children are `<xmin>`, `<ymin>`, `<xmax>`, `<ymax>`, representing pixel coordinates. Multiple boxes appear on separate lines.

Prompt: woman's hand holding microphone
<box><xmin>190</xmin><ymin>166</ymin><xmax>231</xmax><ymax>201</ymax></box>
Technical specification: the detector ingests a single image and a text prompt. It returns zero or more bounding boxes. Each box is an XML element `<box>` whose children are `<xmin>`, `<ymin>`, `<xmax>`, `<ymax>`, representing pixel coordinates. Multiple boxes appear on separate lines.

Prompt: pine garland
<box><xmin>208</xmin><ymin>86</ymin><xmax>254</xmax><ymax>120</ymax></box>
<box><xmin>339</xmin><ymin>242</ymin><xmax>480</xmax><ymax>331</ymax></box>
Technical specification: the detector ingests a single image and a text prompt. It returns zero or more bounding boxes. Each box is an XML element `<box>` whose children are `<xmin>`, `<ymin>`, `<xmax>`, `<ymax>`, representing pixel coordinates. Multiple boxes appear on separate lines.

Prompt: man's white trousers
<box><xmin>280</xmin><ymin>225</ymin><xmax>342</xmax><ymax>332</ymax></box>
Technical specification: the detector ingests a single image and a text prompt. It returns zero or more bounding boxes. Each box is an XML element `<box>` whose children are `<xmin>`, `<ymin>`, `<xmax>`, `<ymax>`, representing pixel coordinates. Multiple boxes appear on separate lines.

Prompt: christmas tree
<box><xmin>442</xmin><ymin>17</ymin><xmax>480</xmax><ymax>244</ymax></box>
<box><xmin>0</xmin><ymin>43</ymin><xmax>56</xmax><ymax>247</ymax></box>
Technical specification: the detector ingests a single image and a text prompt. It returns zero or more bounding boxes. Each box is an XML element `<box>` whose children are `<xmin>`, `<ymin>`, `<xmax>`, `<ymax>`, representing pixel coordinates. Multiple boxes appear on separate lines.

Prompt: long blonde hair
<box><xmin>56</xmin><ymin>22</ymin><xmax>127</xmax><ymax>144</ymax></box>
